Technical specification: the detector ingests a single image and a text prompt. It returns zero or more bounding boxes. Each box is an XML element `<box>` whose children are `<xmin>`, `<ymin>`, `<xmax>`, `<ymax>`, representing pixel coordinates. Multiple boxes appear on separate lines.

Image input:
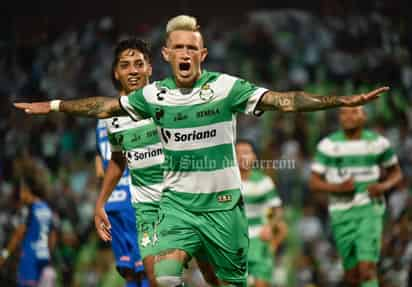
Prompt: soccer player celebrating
<box><xmin>0</xmin><ymin>171</ymin><xmax>56</xmax><ymax>287</ymax></box>
<box><xmin>15</xmin><ymin>15</ymin><xmax>389</xmax><ymax>286</ymax></box>
<box><xmin>94</xmin><ymin>38</ymin><xmax>156</xmax><ymax>287</ymax></box>
<box><xmin>309</xmin><ymin>106</ymin><xmax>403</xmax><ymax>287</ymax></box>
<box><xmin>236</xmin><ymin>140</ymin><xmax>287</xmax><ymax>287</ymax></box>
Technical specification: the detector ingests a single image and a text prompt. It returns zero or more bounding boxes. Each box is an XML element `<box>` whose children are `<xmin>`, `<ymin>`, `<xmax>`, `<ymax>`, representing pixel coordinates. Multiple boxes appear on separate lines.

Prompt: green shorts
<box><xmin>331</xmin><ymin>204</ymin><xmax>384</xmax><ymax>270</ymax></box>
<box><xmin>155</xmin><ymin>196</ymin><xmax>249</xmax><ymax>285</ymax></box>
<box><xmin>248</xmin><ymin>237</ymin><xmax>273</xmax><ymax>283</ymax></box>
<box><xmin>133</xmin><ymin>202</ymin><xmax>160</xmax><ymax>259</ymax></box>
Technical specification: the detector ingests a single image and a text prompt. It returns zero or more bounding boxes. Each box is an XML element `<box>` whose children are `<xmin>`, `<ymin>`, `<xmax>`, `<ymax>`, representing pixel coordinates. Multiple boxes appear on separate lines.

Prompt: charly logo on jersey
<box><xmin>160</xmin><ymin>128</ymin><xmax>217</xmax><ymax>144</ymax></box>
<box><xmin>155</xmin><ymin>108</ymin><xmax>165</xmax><ymax>121</ymax></box>
<box><xmin>199</xmin><ymin>84</ymin><xmax>215</xmax><ymax>101</ymax></box>
<box><xmin>155</xmin><ymin>84</ymin><xmax>168</xmax><ymax>101</ymax></box>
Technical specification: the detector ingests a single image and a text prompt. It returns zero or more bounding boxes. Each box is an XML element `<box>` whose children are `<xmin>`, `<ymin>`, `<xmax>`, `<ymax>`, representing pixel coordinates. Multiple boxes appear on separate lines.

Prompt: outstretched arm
<box><xmin>14</xmin><ymin>97</ymin><xmax>126</xmax><ymax>118</ymax></box>
<box><xmin>258</xmin><ymin>87</ymin><xmax>389</xmax><ymax>112</ymax></box>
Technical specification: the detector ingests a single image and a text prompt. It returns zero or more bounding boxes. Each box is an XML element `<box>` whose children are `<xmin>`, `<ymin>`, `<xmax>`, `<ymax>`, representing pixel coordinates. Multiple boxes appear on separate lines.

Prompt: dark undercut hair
<box><xmin>111</xmin><ymin>38</ymin><xmax>152</xmax><ymax>91</ymax></box>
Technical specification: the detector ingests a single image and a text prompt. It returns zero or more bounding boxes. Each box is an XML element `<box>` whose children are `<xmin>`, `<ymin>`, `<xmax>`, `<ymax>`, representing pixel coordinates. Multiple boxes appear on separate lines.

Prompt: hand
<box><xmin>336</xmin><ymin>178</ymin><xmax>355</xmax><ymax>193</ymax></box>
<box><xmin>367</xmin><ymin>183</ymin><xmax>386</xmax><ymax>198</ymax></box>
<box><xmin>94</xmin><ymin>206</ymin><xmax>112</xmax><ymax>242</ymax></box>
<box><xmin>340</xmin><ymin>87</ymin><xmax>390</xmax><ymax>106</ymax></box>
<box><xmin>259</xmin><ymin>225</ymin><xmax>273</xmax><ymax>242</ymax></box>
<box><xmin>14</xmin><ymin>102</ymin><xmax>51</xmax><ymax>114</ymax></box>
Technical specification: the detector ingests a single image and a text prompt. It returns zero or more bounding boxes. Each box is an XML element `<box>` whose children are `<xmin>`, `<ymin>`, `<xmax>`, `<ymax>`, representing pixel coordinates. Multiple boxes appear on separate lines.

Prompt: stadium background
<box><xmin>1</xmin><ymin>3</ymin><xmax>411</xmax><ymax>286</ymax></box>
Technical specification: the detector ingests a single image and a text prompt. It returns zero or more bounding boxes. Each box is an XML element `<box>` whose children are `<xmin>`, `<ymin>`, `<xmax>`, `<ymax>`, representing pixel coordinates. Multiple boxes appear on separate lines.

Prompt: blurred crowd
<box><xmin>0</xmin><ymin>10</ymin><xmax>411</xmax><ymax>287</ymax></box>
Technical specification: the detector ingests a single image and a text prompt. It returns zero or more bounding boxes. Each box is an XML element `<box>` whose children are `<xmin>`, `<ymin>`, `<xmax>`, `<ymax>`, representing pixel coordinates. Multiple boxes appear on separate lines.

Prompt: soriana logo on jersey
<box><xmin>160</xmin><ymin>128</ymin><xmax>217</xmax><ymax>144</ymax></box>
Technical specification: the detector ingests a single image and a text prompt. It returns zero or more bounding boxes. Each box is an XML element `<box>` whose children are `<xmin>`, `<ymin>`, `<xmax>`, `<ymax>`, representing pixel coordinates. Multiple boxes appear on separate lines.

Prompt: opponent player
<box><xmin>0</xmin><ymin>170</ymin><xmax>56</xmax><ymax>287</ymax></box>
<box><xmin>236</xmin><ymin>140</ymin><xmax>287</xmax><ymax>287</ymax></box>
<box><xmin>15</xmin><ymin>15</ymin><xmax>389</xmax><ymax>286</ymax></box>
<box><xmin>309</xmin><ymin>106</ymin><xmax>403</xmax><ymax>287</ymax></box>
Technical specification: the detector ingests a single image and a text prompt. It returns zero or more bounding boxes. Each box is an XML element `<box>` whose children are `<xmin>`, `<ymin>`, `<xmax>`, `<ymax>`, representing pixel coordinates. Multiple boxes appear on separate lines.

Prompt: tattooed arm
<box><xmin>60</xmin><ymin>97</ymin><xmax>125</xmax><ymax>118</ymax></box>
<box><xmin>14</xmin><ymin>97</ymin><xmax>126</xmax><ymax>118</ymax></box>
<box><xmin>258</xmin><ymin>87</ymin><xmax>389</xmax><ymax>112</ymax></box>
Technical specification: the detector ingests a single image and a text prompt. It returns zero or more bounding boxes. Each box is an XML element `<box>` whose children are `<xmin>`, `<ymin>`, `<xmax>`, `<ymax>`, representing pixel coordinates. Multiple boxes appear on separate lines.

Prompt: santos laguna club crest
<box><xmin>199</xmin><ymin>84</ymin><xmax>215</xmax><ymax>101</ymax></box>
<box><xmin>141</xmin><ymin>232</ymin><xmax>151</xmax><ymax>247</ymax></box>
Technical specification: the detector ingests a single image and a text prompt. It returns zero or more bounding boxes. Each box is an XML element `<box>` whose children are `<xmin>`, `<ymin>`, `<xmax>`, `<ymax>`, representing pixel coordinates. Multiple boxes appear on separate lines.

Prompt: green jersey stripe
<box><xmin>247</xmin><ymin>217</ymin><xmax>264</xmax><ymax>226</ymax></box>
<box><xmin>163</xmin><ymin>188</ymin><xmax>241</xmax><ymax>212</ymax></box>
<box><xmin>315</xmin><ymin>151</ymin><xmax>381</xmax><ymax>167</ymax></box>
<box><xmin>109</xmin><ymin>124</ymin><xmax>160</xmax><ymax>149</ymax></box>
<box><xmin>130</xmin><ymin>165</ymin><xmax>164</xmax><ymax>187</ymax></box>
<box><xmin>144</xmin><ymin>99</ymin><xmax>232</xmax><ymax>129</ymax></box>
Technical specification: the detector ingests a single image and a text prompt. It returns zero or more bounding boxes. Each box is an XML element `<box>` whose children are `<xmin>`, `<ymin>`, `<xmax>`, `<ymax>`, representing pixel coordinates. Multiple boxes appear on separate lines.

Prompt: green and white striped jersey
<box><xmin>120</xmin><ymin>70</ymin><xmax>268</xmax><ymax>211</ymax></box>
<box><xmin>241</xmin><ymin>169</ymin><xmax>281</xmax><ymax>238</ymax></box>
<box><xmin>312</xmin><ymin>130</ymin><xmax>398</xmax><ymax>214</ymax></box>
<box><xmin>105</xmin><ymin>112</ymin><xmax>164</xmax><ymax>207</ymax></box>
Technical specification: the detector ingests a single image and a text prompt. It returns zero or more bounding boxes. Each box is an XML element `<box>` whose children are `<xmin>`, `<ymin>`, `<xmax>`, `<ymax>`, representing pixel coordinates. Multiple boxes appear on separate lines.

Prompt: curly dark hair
<box><xmin>111</xmin><ymin>38</ymin><xmax>152</xmax><ymax>91</ymax></box>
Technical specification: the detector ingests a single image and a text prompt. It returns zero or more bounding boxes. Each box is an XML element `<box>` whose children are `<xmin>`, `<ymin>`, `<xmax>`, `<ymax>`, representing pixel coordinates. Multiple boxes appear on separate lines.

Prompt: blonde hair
<box><xmin>166</xmin><ymin>15</ymin><xmax>200</xmax><ymax>36</ymax></box>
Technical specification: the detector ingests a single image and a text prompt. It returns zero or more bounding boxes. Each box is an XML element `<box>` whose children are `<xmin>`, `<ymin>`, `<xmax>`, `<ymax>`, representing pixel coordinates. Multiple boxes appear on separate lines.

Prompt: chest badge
<box><xmin>199</xmin><ymin>84</ymin><xmax>215</xmax><ymax>102</ymax></box>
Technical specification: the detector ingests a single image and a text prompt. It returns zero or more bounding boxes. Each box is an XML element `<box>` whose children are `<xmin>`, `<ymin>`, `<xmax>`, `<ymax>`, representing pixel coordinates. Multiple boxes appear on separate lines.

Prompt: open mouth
<box><xmin>179</xmin><ymin>62</ymin><xmax>191</xmax><ymax>71</ymax></box>
<box><xmin>128</xmin><ymin>77</ymin><xmax>140</xmax><ymax>85</ymax></box>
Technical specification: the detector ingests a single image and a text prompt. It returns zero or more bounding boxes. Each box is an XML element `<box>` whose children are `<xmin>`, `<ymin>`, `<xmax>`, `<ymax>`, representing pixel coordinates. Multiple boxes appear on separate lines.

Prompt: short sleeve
<box><xmin>261</xmin><ymin>176</ymin><xmax>282</xmax><ymax>208</ymax></box>
<box><xmin>311</xmin><ymin>141</ymin><xmax>330</xmax><ymax>175</ymax></box>
<box><xmin>378</xmin><ymin>137</ymin><xmax>398</xmax><ymax>167</ymax></box>
<box><xmin>119</xmin><ymin>89</ymin><xmax>151</xmax><ymax>121</ymax></box>
<box><xmin>228</xmin><ymin>78</ymin><xmax>268</xmax><ymax>116</ymax></box>
<box><xmin>103</xmin><ymin>120</ymin><xmax>122</xmax><ymax>152</ymax></box>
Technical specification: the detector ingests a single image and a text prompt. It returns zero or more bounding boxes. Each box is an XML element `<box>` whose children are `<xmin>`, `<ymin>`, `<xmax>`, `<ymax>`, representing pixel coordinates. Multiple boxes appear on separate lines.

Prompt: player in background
<box><xmin>236</xmin><ymin>140</ymin><xmax>287</xmax><ymax>287</ymax></box>
<box><xmin>94</xmin><ymin>38</ymin><xmax>155</xmax><ymax>287</ymax></box>
<box><xmin>0</xmin><ymin>169</ymin><xmax>57</xmax><ymax>287</ymax></box>
<box><xmin>309</xmin><ymin>106</ymin><xmax>403</xmax><ymax>287</ymax></box>
<box><xmin>14</xmin><ymin>15</ymin><xmax>389</xmax><ymax>286</ymax></box>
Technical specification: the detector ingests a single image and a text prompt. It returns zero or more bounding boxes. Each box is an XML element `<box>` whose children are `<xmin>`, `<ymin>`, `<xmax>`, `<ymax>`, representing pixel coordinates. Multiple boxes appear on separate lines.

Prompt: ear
<box><xmin>200</xmin><ymin>48</ymin><xmax>208</xmax><ymax>63</ymax></box>
<box><xmin>147</xmin><ymin>63</ymin><xmax>153</xmax><ymax>77</ymax></box>
<box><xmin>114</xmin><ymin>70</ymin><xmax>120</xmax><ymax>81</ymax></box>
<box><xmin>162</xmin><ymin>47</ymin><xmax>170</xmax><ymax>62</ymax></box>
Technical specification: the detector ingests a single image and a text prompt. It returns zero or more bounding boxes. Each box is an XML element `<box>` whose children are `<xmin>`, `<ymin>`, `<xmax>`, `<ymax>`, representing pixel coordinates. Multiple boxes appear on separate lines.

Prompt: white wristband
<box><xmin>50</xmin><ymin>100</ymin><xmax>62</xmax><ymax>112</ymax></box>
<box><xmin>1</xmin><ymin>249</ymin><xmax>9</xmax><ymax>260</ymax></box>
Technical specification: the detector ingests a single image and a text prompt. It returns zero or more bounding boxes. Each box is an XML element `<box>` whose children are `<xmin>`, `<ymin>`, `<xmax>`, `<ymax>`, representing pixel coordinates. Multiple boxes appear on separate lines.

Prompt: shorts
<box><xmin>133</xmin><ymin>202</ymin><xmax>160</xmax><ymax>259</ymax></box>
<box><xmin>248</xmin><ymin>237</ymin><xmax>273</xmax><ymax>283</ymax></box>
<box><xmin>331</xmin><ymin>204</ymin><xmax>384</xmax><ymax>270</ymax></box>
<box><xmin>108</xmin><ymin>208</ymin><xmax>143</xmax><ymax>273</ymax></box>
<box><xmin>155</xmin><ymin>196</ymin><xmax>249</xmax><ymax>285</ymax></box>
<box><xmin>17</xmin><ymin>252</ymin><xmax>49</xmax><ymax>287</ymax></box>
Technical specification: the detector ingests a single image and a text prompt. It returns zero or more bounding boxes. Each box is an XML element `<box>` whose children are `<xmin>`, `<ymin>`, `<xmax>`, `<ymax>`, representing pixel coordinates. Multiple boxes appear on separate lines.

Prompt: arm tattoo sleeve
<box><xmin>259</xmin><ymin>91</ymin><xmax>342</xmax><ymax>112</ymax></box>
<box><xmin>60</xmin><ymin>97</ymin><xmax>124</xmax><ymax>118</ymax></box>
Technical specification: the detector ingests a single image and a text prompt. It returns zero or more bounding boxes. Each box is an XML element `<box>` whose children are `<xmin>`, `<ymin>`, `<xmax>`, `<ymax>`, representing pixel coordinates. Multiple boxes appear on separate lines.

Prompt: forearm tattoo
<box><xmin>261</xmin><ymin>91</ymin><xmax>342</xmax><ymax>112</ymax></box>
<box><xmin>60</xmin><ymin>97</ymin><xmax>122</xmax><ymax>118</ymax></box>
